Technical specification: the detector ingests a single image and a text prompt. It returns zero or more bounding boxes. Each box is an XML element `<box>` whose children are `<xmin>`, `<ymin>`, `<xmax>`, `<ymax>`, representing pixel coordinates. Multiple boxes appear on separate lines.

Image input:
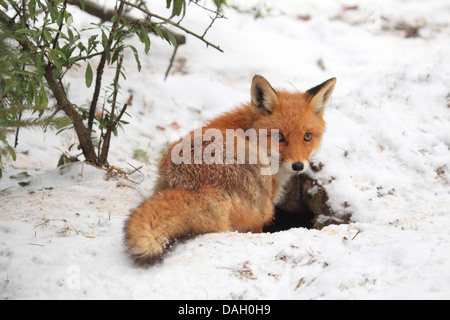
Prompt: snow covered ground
<box><xmin>1</xmin><ymin>0</ymin><xmax>449</xmax><ymax>299</ymax></box>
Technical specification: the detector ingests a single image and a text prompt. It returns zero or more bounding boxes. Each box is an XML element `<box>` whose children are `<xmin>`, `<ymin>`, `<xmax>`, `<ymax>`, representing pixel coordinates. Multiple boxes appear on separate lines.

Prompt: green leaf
<box><xmin>27</xmin><ymin>81</ymin><xmax>35</xmax><ymax>105</ymax></box>
<box><xmin>57</xmin><ymin>154</ymin><xmax>67</xmax><ymax>167</ymax></box>
<box><xmin>121</xmin><ymin>17</ymin><xmax>132</xmax><ymax>27</ymax></box>
<box><xmin>128</xmin><ymin>45</ymin><xmax>141</xmax><ymax>71</ymax></box>
<box><xmin>15</xmin><ymin>28</ymin><xmax>35</xmax><ymax>35</ymax></box>
<box><xmin>165</xmin><ymin>28</ymin><xmax>178</xmax><ymax>47</ymax></box>
<box><xmin>79</xmin><ymin>0</ymin><xmax>85</xmax><ymax>11</ymax></box>
<box><xmin>101</xmin><ymin>31</ymin><xmax>108</xmax><ymax>50</ymax></box>
<box><xmin>36</xmin><ymin>52</ymin><xmax>45</xmax><ymax>71</ymax></box>
<box><xmin>10</xmin><ymin>172</ymin><xmax>30</xmax><ymax>180</ymax></box>
<box><xmin>34</xmin><ymin>82</ymin><xmax>42</xmax><ymax>107</ymax></box>
<box><xmin>85</xmin><ymin>63</ymin><xmax>93</xmax><ymax>88</ymax></box>
<box><xmin>171</xmin><ymin>0</ymin><xmax>184</xmax><ymax>18</ymax></box>
<box><xmin>111</xmin><ymin>44</ymin><xmax>125</xmax><ymax>64</ymax></box>
<box><xmin>57</xmin><ymin>9</ymin><xmax>64</xmax><ymax>26</ymax></box>
<box><xmin>40</xmin><ymin>83</ymin><xmax>48</xmax><ymax>110</ymax></box>
<box><xmin>48</xmin><ymin>51</ymin><xmax>62</xmax><ymax>72</ymax></box>
<box><xmin>140</xmin><ymin>26</ymin><xmax>151</xmax><ymax>54</ymax></box>
<box><xmin>151</xmin><ymin>24</ymin><xmax>165</xmax><ymax>40</ymax></box>
<box><xmin>214</xmin><ymin>0</ymin><xmax>227</xmax><ymax>9</ymax></box>
<box><xmin>47</xmin><ymin>3</ymin><xmax>58</xmax><ymax>21</ymax></box>
<box><xmin>65</xmin><ymin>12</ymin><xmax>73</xmax><ymax>27</ymax></box>
<box><xmin>52</xmin><ymin>48</ymin><xmax>67</xmax><ymax>62</ymax></box>
<box><xmin>5</xmin><ymin>145</ymin><xmax>16</xmax><ymax>161</ymax></box>
<box><xmin>101</xmin><ymin>31</ymin><xmax>111</xmax><ymax>61</ymax></box>
<box><xmin>44</xmin><ymin>29</ymin><xmax>53</xmax><ymax>42</ymax></box>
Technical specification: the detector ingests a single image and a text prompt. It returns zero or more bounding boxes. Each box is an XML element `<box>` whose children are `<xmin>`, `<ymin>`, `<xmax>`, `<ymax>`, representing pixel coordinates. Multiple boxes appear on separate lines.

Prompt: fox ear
<box><xmin>307</xmin><ymin>78</ymin><xmax>336</xmax><ymax>115</ymax></box>
<box><xmin>251</xmin><ymin>75</ymin><xmax>279</xmax><ymax>115</ymax></box>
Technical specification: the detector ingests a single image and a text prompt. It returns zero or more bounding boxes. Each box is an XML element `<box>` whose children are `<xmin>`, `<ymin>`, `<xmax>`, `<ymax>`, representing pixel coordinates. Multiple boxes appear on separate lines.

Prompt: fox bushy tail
<box><xmin>124</xmin><ymin>188</ymin><xmax>232</xmax><ymax>264</ymax></box>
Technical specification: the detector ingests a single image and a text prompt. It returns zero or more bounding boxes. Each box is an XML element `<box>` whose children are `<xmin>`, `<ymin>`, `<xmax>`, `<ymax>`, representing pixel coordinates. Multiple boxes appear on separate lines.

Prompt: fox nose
<box><xmin>292</xmin><ymin>162</ymin><xmax>304</xmax><ymax>172</ymax></box>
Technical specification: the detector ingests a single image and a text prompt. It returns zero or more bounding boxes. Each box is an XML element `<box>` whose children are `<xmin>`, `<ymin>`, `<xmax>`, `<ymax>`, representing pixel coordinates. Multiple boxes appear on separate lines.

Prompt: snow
<box><xmin>1</xmin><ymin>0</ymin><xmax>450</xmax><ymax>299</ymax></box>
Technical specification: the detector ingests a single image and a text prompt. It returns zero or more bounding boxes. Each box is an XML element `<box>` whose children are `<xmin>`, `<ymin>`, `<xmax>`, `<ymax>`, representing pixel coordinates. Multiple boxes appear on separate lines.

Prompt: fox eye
<box><xmin>304</xmin><ymin>133</ymin><xmax>313</xmax><ymax>142</ymax></box>
<box><xmin>273</xmin><ymin>132</ymin><xmax>286</xmax><ymax>142</ymax></box>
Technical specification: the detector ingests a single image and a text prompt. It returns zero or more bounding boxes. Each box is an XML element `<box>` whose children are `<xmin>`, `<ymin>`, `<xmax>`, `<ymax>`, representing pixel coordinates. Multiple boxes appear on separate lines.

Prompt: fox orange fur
<box><xmin>124</xmin><ymin>75</ymin><xmax>336</xmax><ymax>264</ymax></box>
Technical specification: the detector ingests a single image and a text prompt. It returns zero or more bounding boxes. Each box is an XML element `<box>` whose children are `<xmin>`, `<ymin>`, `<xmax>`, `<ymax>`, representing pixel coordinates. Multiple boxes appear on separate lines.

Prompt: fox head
<box><xmin>250</xmin><ymin>75</ymin><xmax>336</xmax><ymax>175</ymax></box>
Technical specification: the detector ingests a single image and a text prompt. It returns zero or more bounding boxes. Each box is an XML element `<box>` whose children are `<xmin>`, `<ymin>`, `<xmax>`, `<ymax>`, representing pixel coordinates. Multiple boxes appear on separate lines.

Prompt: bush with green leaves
<box><xmin>0</xmin><ymin>0</ymin><xmax>225</xmax><ymax>178</ymax></box>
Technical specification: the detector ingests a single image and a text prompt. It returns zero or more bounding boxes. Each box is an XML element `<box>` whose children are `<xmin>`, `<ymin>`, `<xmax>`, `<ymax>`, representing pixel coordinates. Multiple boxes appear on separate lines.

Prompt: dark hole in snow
<box><xmin>264</xmin><ymin>205</ymin><xmax>315</xmax><ymax>232</ymax></box>
<box><xmin>264</xmin><ymin>169</ymin><xmax>351</xmax><ymax>233</ymax></box>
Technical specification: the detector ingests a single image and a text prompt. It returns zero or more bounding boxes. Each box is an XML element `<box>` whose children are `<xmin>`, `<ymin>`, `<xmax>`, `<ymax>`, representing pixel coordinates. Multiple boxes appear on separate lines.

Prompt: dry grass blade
<box><xmin>34</xmin><ymin>218</ymin><xmax>95</xmax><ymax>239</ymax></box>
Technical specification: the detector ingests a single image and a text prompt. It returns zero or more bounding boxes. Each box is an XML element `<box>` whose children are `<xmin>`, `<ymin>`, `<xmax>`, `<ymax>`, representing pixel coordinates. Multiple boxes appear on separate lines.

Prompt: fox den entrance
<box><xmin>263</xmin><ymin>173</ymin><xmax>351</xmax><ymax>232</ymax></box>
<box><xmin>264</xmin><ymin>205</ymin><xmax>315</xmax><ymax>232</ymax></box>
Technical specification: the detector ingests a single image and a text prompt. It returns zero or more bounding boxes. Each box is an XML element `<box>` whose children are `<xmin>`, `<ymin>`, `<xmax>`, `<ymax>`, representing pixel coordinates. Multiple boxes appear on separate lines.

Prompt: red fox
<box><xmin>125</xmin><ymin>75</ymin><xmax>336</xmax><ymax>264</ymax></box>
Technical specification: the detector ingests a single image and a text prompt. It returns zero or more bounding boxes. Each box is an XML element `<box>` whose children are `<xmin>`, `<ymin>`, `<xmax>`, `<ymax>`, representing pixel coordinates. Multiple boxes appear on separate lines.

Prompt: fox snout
<box><xmin>291</xmin><ymin>161</ymin><xmax>304</xmax><ymax>172</ymax></box>
<box><xmin>284</xmin><ymin>160</ymin><xmax>308</xmax><ymax>174</ymax></box>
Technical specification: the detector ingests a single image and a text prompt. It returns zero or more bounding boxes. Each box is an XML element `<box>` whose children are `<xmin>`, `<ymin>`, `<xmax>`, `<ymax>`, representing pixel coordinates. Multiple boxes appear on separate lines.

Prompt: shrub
<box><xmin>0</xmin><ymin>0</ymin><xmax>225</xmax><ymax>177</ymax></box>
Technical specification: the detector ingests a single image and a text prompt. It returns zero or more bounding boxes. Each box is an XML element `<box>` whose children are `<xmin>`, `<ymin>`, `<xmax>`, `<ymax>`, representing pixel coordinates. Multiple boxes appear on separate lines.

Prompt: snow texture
<box><xmin>1</xmin><ymin>0</ymin><xmax>449</xmax><ymax>299</ymax></box>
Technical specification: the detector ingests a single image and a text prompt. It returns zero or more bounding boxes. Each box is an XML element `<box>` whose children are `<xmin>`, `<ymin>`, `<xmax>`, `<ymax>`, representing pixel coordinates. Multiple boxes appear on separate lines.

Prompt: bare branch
<box><xmin>98</xmin><ymin>94</ymin><xmax>131</xmax><ymax>165</ymax></box>
<box><xmin>87</xmin><ymin>1</ymin><xmax>125</xmax><ymax>135</ymax></box>
<box><xmin>51</xmin><ymin>0</ymin><xmax>68</xmax><ymax>50</ymax></box>
<box><xmin>164</xmin><ymin>45</ymin><xmax>179</xmax><ymax>80</ymax></box>
<box><xmin>202</xmin><ymin>7</ymin><xmax>224</xmax><ymax>39</ymax></box>
<box><xmin>119</xmin><ymin>0</ymin><xmax>223</xmax><ymax>52</ymax></box>
<box><xmin>66</xmin><ymin>0</ymin><xmax>186</xmax><ymax>45</ymax></box>
<box><xmin>44</xmin><ymin>64</ymin><xmax>98</xmax><ymax>164</ymax></box>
